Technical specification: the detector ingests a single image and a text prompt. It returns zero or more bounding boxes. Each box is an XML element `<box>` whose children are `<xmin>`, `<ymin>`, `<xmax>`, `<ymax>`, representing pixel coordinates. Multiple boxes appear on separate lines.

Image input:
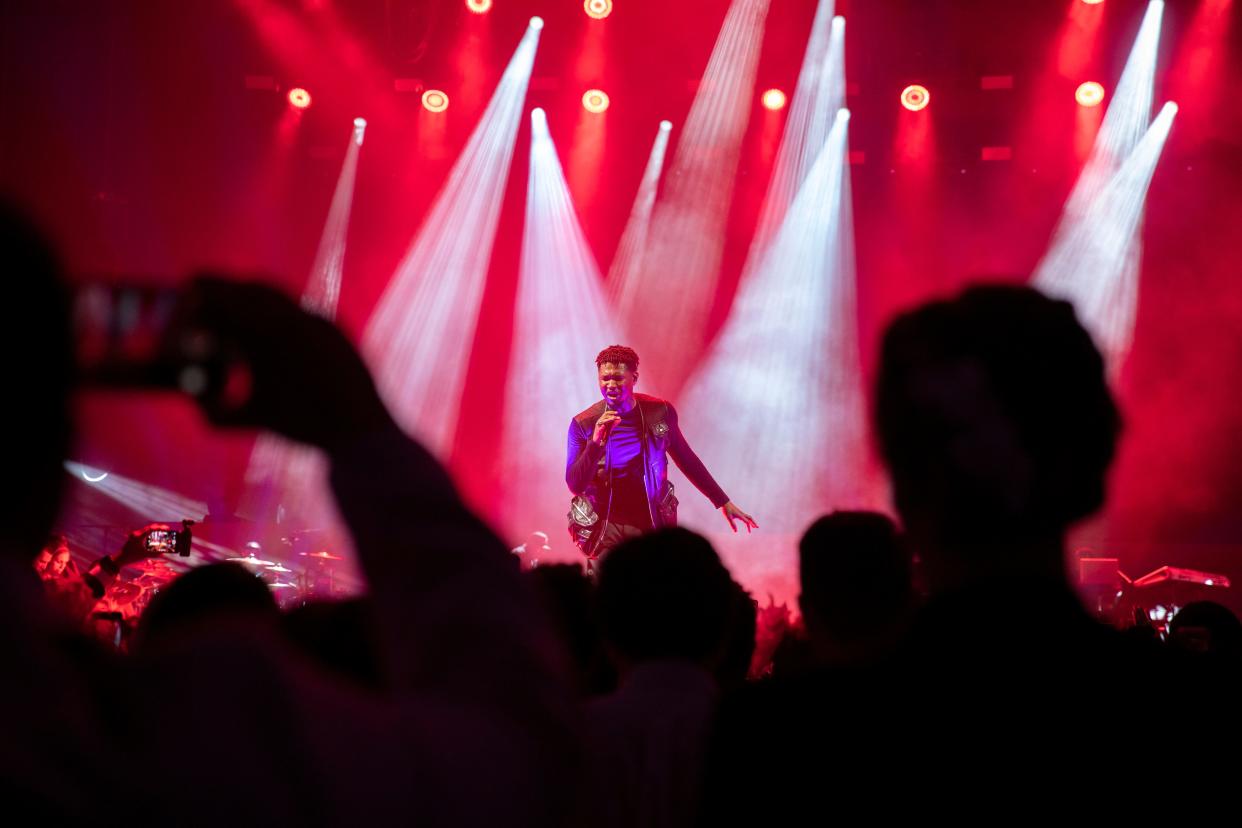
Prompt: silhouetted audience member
<box><xmin>525</xmin><ymin>563</ymin><xmax>616</xmax><ymax>697</ymax></box>
<box><xmin>578</xmin><ymin>528</ymin><xmax>735</xmax><ymax>828</ymax></box>
<box><xmin>282</xmin><ymin>598</ymin><xmax>384</xmax><ymax>690</ymax></box>
<box><xmin>703</xmin><ymin>285</ymin><xmax>1233</xmax><ymax>820</ymax></box>
<box><xmin>799</xmin><ymin>511</ymin><xmax>913</xmax><ymax>667</ymax></box>
<box><xmin>132</xmin><ymin>562</ymin><xmax>280</xmax><ymax>654</ymax></box>
<box><xmin>871</xmin><ymin>285</ymin><xmax>1238</xmax><ymax>793</ymax></box>
<box><xmin>0</xmin><ymin>203</ymin><xmax>577</xmax><ymax>823</ymax></box>
<box><xmin>1168</xmin><ymin>600</ymin><xmax>1242</xmax><ymax>659</ymax></box>
<box><xmin>716</xmin><ymin>582</ymin><xmax>756</xmax><ymax>690</ymax></box>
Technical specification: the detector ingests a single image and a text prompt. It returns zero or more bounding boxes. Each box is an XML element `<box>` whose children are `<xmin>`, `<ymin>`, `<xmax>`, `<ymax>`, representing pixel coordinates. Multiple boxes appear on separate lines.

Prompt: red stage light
<box><xmin>584</xmin><ymin>0</ymin><xmax>613</xmax><ymax>20</ymax></box>
<box><xmin>422</xmin><ymin>89</ymin><xmax>450</xmax><ymax>112</ymax></box>
<box><xmin>466</xmin><ymin>0</ymin><xmax>492</xmax><ymax>12</ymax></box>
<box><xmin>287</xmin><ymin>87</ymin><xmax>312</xmax><ymax>109</ymax></box>
<box><xmin>582</xmin><ymin>89</ymin><xmax>610</xmax><ymax>113</ymax></box>
<box><xmin>1081</xmin><ymin>0</ymin><xmax>1104</xmax><ymax>5</ymax></box>
<box><xmin>1075</xmin><ymin>81</ymin><xmax>1105</xmax><ymax>107</ymax></box>
<box><xmin>901</xmin><ymin>84</ymin><xmax>930</xmax><ymax>112</ymax></box>
<box><xmin>761</xmin><ymin>88</ymin><xmax>787</xmax><ymax>111</ymax></box>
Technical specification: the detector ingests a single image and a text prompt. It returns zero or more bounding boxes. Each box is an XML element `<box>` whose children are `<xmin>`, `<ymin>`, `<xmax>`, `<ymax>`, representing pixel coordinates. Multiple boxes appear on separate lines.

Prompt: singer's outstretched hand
<box><xmin>721</xmin><ymin>501</ymin><xmax>758</xmax><ymax>533</ymax></box>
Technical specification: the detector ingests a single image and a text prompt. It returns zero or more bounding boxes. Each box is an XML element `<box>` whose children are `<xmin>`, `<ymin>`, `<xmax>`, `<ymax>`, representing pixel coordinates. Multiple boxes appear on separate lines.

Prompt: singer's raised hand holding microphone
<box><xmin>592</xmin><ymin>405</ymin><xmax>621</xmax><ymax>446</ymax></box>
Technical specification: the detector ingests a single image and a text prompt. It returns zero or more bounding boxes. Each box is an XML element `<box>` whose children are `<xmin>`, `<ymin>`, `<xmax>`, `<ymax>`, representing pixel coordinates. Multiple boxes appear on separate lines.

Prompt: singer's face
<box><xmin>598</xmin><ymin>362</ymin><xmax>637</xmax><ymax>409</ymax></box>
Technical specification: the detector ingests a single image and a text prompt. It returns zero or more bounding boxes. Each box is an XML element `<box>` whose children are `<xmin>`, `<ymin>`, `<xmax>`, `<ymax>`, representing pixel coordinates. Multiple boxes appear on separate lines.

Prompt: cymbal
<box><xmin>269</xmin><ymin>581</ymin><xmax>297</xmax><ymax>589</ymax></box>
<box><xmin>299</xmin><ymin>550</ymin><xmax>343</xmax><ymax>561</ymax></box>
<box><xmin>264</xmin><ymin>564</ymin><xmax>292</xmax><ymax>573</ymax></box>
<box><xmin>225</xmin><ymin>555</ymin><xmax>276</xmax><ymax>567</ymax></box>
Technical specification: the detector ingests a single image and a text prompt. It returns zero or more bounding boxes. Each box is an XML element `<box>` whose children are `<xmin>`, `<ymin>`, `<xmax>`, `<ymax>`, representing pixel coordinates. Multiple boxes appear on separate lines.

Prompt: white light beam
<box><xmin>1035</xmin><ymin>102</ymin><xmax>1178</xmax><ymax>367</ymax></box>
<box><xmin>678</xmin><ymin>110</ymin><xmax>868</xmax><ymax>571</ymax></box>
<box><xmin>607</xmin><ymin>120</ymin><xmax>673</xmax><ymax>310</ymax></box>
<box><xmin>1034</xmin><ymin>0</ymin><xmax>1168</xmax><ymax>370</ymax></box>
<box><xmin>499</xmin><ymin>108</ymin><xmax>625</xmax><ymax>552</ymax></box>
<box><xmin>362</xmin><ymin>19</ymin><xmax>542</xmax><ymax>456</ymax></box>
<box><xmin>615</xmin><ymin>0</ymin><xmax>773</xmax><ymax>393</ymax></box>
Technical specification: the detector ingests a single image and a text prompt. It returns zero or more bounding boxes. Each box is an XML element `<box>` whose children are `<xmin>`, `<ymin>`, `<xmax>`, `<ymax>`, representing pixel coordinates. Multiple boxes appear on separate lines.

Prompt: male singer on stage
<box><xmin>566</xmin><ymin>345</ymin><xmax>757</xmax><ymax>560</ymax></box>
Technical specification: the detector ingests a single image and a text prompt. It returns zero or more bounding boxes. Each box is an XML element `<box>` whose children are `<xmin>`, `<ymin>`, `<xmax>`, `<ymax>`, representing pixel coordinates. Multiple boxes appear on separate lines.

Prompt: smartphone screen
<box><xmin>145</xmin><ymin>529</ymin><xmax>176</xmax><ymax>554</ymax></box>
<box><xmin>73</xmin><ymin>282</ymin><xmax>183</xmax><ymax>387</ymax></box>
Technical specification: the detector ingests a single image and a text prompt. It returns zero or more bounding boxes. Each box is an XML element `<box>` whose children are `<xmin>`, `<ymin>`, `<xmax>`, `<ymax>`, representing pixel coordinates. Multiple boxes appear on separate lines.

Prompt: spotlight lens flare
<box><xmin>761</xmin><ymin>88</ymin><xmax>788</xmax><ymax>111</ymax></box>
<box><xmin>422</xmin><ymin>89</ymin><xmax>450</xmax><ymax>112</ymax></box>
<box><xmin>584</xmin><ymin>0</ymin><xmax>613</xmax><ymax>19</ymax></box>
<box><xmin>353</xmin><ymin>117</ymin><xmax>367</xmax><ymax>128</ymax></box>
<box><xmin>466</xmin><ymin>0</ymin><xmax>492</xmax><ymax>13</ymax></box>
<box><xmin>900</xmin><ymin>84</ymin><xmax>930</xmax><ymax>112</ymax></box>
<box><xmin>1076</xmin><ymin>81</ymin><xmax>1106</xmax><ymax>107</ymax></box>
<box><xmin>287</xmin><ymin>87</ymin><xmax>312</xmax><ymax>109</ymax></box>
<box><xmin>582</xmin><ymin>89</ymin><xmax>610</xmax><ymax>113</ymax></box>
<box><xmin>659</xmin><ymin>119</ymin><xmax>673</xmax><ymax>131</ymax></box>
<box><xmin>529</xmin><ymin>16</ymin><xmax>544</xmax><ymax>30</ymax></box>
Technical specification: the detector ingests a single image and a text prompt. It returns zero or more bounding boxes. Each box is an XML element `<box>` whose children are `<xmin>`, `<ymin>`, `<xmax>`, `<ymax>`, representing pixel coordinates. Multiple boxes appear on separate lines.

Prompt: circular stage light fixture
<box><xmin>287</xmin><ymin>87</ymin><xmax>312</xmax><ymax>109</ymax></box>
<box><xmin>900</xmin><ymin>84</ymin><xmax>930</xmax><ymax>112</ymax></box>
<box><xmin>585</xmin><ymin>0</ymin><xmax>613</xmax><ymax>19</ymax></box>
<box><xmin>466</xmin><ymin>0</ymin><xmax>492</xmax><ymax>13</ymax></box>
<box><xmin>1075</xmin><ymin>81</ymin><xmax>1105</xmax><ymax>108</ymax></box>
<box><xmin>529</xmin><ymin>16</ymin><xmax>544</xmax><ymax>30</ymax></box>
<box><xmin>1081</xmin><ymin>0</ymin><xmax>1104</xmax><ymax>5</ymax></box>
<box><xmin>583</xmin><ymin>89</ymin><xmax>610</xmax><ymax>113</ymax></box>
<box><xmin>761</xmin><ymin>88</ymin><xmax>787</xmax><ymax>111</ymax></box>
<box><xmin>422</xmin><ymin>89</ymin><xmax>450</xmax><ymax>112</ymax></box>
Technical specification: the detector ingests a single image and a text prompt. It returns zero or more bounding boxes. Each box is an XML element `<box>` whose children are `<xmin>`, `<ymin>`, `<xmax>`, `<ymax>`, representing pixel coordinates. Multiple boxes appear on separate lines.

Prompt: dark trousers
<box><xmin>585</xmin><ymin>521</ymin><xmax>648</xmax><ymax>578</ymax></box>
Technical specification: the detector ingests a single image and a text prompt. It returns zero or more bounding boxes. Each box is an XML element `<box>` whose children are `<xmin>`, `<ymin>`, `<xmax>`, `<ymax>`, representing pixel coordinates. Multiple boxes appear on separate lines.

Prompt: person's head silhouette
<box><xmin>875</xmin><ymin>285</ymin><xmax>1120</xmax><ymax>592</ymax></box>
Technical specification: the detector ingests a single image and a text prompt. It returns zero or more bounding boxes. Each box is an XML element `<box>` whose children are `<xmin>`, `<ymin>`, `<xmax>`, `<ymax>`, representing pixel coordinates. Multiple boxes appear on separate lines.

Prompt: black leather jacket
<box><xmin>566</xmin><ymin>393</ymin><xmax>729</xmax><ymax>528</ymax></box>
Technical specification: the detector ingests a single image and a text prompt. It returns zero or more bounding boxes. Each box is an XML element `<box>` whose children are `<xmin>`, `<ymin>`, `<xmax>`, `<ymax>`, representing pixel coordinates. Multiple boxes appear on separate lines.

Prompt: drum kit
<box><xmin>95</xmin><ymin>544</ymin><xmax>348</xmax><ymax>620</ymax></box>
<box><xmin>225</xmin><ymin>548</ymin><xmax>346</xmax><ymax>607</ymax></box>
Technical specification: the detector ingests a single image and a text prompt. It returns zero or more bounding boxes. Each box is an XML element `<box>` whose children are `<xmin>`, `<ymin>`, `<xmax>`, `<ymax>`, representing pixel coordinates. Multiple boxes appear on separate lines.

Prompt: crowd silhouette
<box><xmin>3</xmin><ymin>201</ymin><xmax>1238</xmax><ymax>823</ymax></box>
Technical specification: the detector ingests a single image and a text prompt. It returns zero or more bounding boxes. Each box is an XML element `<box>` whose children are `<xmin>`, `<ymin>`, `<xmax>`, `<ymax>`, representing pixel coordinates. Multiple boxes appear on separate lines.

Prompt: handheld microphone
<box><xmin>599</xmin><ymin>398</ymin><xmax>619</xmax><ymax>443</ymax></box>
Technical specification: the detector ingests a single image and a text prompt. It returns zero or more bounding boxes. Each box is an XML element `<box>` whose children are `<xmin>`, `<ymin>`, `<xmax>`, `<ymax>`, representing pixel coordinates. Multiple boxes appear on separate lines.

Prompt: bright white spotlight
<box><xmin>1076</xmin><ymin>81</ymin><xmax>1106</xmax><ymax>107</ymax></box>
<box><xmin>288</xmin><ymin>87</ymin><xmax>312</xmax><ymax>109</ymax></box>
<box><xmin>613</xmin><ymin>0</ymin><xmax>774</xmax><ymax>394</ymax></box>
<box><xmin>498</xmin><ymin>108</ymin><xmax>624</xmax><ymax>547</ymax></box>
<box><xmin>582</xmin><ymin>89</ymin><xmax>610</xmax><ymax>113</ymax></box>
<box><xmin>353</xmin><ymin>116</ymin><xmax>367</xmax><ymax>145</ymax></box>
<box><xmin>82</xmin><ymin>469</ymin><xmax>109</xmax><ymax>483</ymax></box>
<box><xmin>530</xmin><ymin>16</ymin><xmax>544</xmax><ymax>30</ymax></box>
<box><xmin>1033</xmin><ymin>0</ymin><xmax>1168</xmax><ymax>371</ymax></box>
<box><xmin>761</xmin><ymin>89</ymin><xmax>788</xmax><ymax>111</ymax></box>
<box><xmin>422</xmin><ymin>89</ymin><xmax>450</xmax><ymax>112</ymax></box>
<box><xmin>584</xmin><ymin>0</ymin><xmax>613</xmax><ymax>19</ymax></box>
<box><xmin>901</xmin><ymin>84</ymin><xmax>930</xmax><ymax>111</ymax></box>
<box><xmin>607</xmin><ymin>119</ymin><xmax>675</xmax><ymax>309</ymax></box>
<box><xmin>363</xmin><ymin>20</ymin><xmax>542</xmax><ymax>456</ymax></box>
<box><xmin>466</xmin><ymin>0</ymin><xmax>492</xmax><ymax>13</ymax></box>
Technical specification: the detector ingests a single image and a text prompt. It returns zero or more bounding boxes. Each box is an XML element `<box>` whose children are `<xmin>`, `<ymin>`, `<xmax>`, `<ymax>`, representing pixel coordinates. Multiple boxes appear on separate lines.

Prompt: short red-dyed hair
<box><xmin>595</xmin><ymin>345</ymin><xmax>639</xmax><ymax>371</ymax></box>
